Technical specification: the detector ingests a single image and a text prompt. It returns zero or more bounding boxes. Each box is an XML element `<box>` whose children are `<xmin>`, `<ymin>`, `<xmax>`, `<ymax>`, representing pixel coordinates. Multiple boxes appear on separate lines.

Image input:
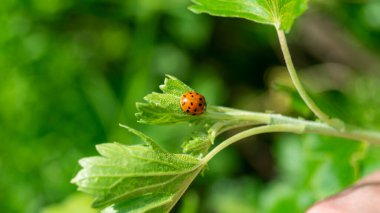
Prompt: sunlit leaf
<box><xmin>71</xmin><ymin>125</ymin><xmax>204</xmax><ymax>212</ymax></box>
<box><xmin>71</xmin><ymin>138</ymin><xmax>203</xmax><ymax>212</ymax></box>
<box><xmin>135</xmin><ymin>75</ymin><xmax>259</xmax><ymax>130</ymax></box>
<box><xmin>135</xmin><ymin>75</ymin><xmax>199</xmax><ymax>125</ymax></box>
<box><xmin>189</xmin><ymin>0</ymin><xmax>308</xmax><ymax>32</ymax></box>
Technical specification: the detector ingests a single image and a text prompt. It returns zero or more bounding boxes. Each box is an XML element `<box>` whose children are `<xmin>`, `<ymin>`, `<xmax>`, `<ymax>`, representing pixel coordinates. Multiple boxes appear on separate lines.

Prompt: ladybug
<box><xmin>180</xmin><ymin>91</ymin><xmax>207</xmax><ymax>115</ymax></box>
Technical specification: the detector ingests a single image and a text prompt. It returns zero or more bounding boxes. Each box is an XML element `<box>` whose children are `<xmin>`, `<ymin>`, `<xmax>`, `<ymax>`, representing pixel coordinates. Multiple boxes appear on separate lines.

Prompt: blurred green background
<box><xmin>2</xmin><ymin>0</ymin><xmax>380</xmax><ymax>212</ymax></box>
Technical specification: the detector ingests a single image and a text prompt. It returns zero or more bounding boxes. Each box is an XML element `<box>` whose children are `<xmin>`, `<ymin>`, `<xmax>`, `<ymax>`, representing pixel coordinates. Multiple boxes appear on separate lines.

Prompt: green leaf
<box><xmin>264</xmin><ymin>134</ymin><xmax>366</xmax><ymax>212</ymax></box>
<box><xmin>189</xmin><ymin>0</ymin><xmax>308</xmax><ymax>32</ymax></box>
<box><xmin>135</xmin><ymin>75</ymin><xmax>260</xmax><ymax>131</ymax></box>
<box><xmin>159</xmin><ymin>75</ymin><xmax>193</xmax><ymax>97</ymax></box>
<box><xmin>181</xmin><ymin>118</ymin><xmax>257</xmax><ymax>158</ymax></box>
<box><xmin>207</xmin><ymin>177</ymin><xmax>260</xmax><ymax>213</ymax></box>
<box><xmin>135</xmin><ymin>75</ymin><xmax>201</xmax><ymax>125</ymax></box>
<box><xmin>71</xmin><ymin>125</ymin><xmax>204</xmax><ymax>212</ymax></box>
<box><xmin>71</xmin><ymin>142</ymin><xmax>203</xmax><ymax>212</ymax></box>
<box><xmin>361</xmin><ymin>145</ymin><xmax>380</xmax><ymax>176</ymax></box>
<box><xmin>182</xmin><ymin>132</ymin><xmax>212</xmax><ymax>158</ymax></box>
<box><xmin>303</xmin><ymin>135</ymin><xmax>366</xmax><ymax>198</ymax></box>
<box><xmin>119</xmin><ymin>124</ymin><xmax>163</xmax><ymax>151</ymax></box>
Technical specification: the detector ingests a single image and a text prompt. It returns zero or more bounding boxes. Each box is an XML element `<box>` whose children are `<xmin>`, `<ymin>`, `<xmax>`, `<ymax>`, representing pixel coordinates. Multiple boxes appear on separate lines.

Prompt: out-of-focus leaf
<box><xmin>206</xmin><ymin>177</ymin><xmax>260</xmax><ymax>213</ymax></box>
<box><xmin>259</xmin><ymin>182</ymin><xmax>302</xmax><ymax>213</ymax></box>
<box><xmin>361</xmin><ymin>146</ymin><xmax>380</xmax><ymax>175</ymax></box>
<box><xmin>178</xmin><ymin>190</ymin><xmax>200</xmax><ymax>213</ymax></box>
<box><xmin>264</xmin><ymin>133</ymin><xmax>366</xmax><ymax>212</ymax></box>
<box><xmin>189</xmin><ymin>0</ymin><xmax>308</xmax><ymax>32</ymax></box>
<box><xmin>303</xmin><ymin>135</ymin><xmax>366</xmax><ymax>198</ymax></box>
<box><xmin>42</xmin><ymin>193</ymin><xmax>97</xmax><ymax>213</ymax></box>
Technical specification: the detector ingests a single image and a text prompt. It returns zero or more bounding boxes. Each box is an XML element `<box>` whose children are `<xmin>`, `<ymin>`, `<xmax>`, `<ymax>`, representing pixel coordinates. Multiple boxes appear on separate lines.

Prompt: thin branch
<box><xmin>276</xmin><ymin>29</ymin><xmax>343</xmax><ymax>129</ymax></box>
<box><xmin>206</xmin><ymin>106</ymin><xmax>380</xmax><ymax>145</ymax></box>
<box><xmin>201</xmin><ymin>124</ymin><xmax>305</xmax><ymax>164</ymax></box>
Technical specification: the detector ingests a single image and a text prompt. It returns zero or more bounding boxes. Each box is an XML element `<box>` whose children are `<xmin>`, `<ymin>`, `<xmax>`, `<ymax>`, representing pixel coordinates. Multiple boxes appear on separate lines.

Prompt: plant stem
<box><xmin>201</xmin><ymin>124</ymin><xmax>305</xmax><ymax>164</ymax></box>
<box><xmin>206</xmin><ymin>106</ymin><xmax>271</xmax><ymax>123</ymax></box>
<box><xmin>276</xmin><ymin>29</ymin><xmax>342</xmax><ymax>129</ymax></box>
<box><xmin>202</xmin><ymin>109</ymin><xmax>380</xmax><ymax>163</ymax></box>
<box><xmin>207</xmin><ymin>106</ymin><xmax>380</xmax><ymax>145</ymax></box>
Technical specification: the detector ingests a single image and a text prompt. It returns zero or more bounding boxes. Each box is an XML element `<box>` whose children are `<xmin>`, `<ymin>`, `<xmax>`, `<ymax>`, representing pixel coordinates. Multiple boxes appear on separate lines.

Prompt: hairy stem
<box><xmin>206</xmin><ymin>106</ymin><xmax>380</xmax><ymax>145</ymax></box>
<box><xmin>202</xmin><ymin>108</ymin><xmax>380</xmax><ymax>163</ymax></box>
<box><xmin>276</xmin><ymin>29</ymin><xmax>342</xmax><ymax>129</ymax></box>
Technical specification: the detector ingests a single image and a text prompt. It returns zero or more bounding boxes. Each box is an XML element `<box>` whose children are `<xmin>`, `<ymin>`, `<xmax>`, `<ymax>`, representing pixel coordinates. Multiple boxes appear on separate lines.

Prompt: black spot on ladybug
<box><xmin>186</xmin><ymin>110</ymin><xmax>190</xmax><ymax>113</ymax></box>
<box><xmin>199</xmin><ymin>98</ymin><xmax>203</xmax><ymax>101</ymax></box>
<box><xmin>191</xmin><ymin>95</ymin><xmax>194</xmax><ymax>97</ymax></box>
<box><xmin>194</xmin><ymin>109</ymin><xmax>197</xmax><ymax>112</ymax></box>
<box><xmin>198</xmin><ymin>103</ymin><xmax>202</xmax><ymax>107</ymax></box>
<box><xmin>191</xmin><ymin>102</ymin><xmax>193</xmax><ymax>106</ymax></box>
<box><xmin>188</xmin><ymin>107</ymin><xmax>190</xmax><ymax>109</ymax></box>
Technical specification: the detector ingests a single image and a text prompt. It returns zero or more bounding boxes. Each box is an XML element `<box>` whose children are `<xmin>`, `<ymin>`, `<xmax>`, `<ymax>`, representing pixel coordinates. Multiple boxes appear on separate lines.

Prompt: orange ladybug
<box><xmin>180</xmin><ymin>91</ymin><xmax>207</xmax><ymax>115</ymax></box>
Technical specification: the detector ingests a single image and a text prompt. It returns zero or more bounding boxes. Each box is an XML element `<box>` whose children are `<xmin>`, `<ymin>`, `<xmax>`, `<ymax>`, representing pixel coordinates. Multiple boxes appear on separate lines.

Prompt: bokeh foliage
<box><xmin>2</xmin><ymin>0</ymin><xmax>380</xmax><ymax>212</ymax></box>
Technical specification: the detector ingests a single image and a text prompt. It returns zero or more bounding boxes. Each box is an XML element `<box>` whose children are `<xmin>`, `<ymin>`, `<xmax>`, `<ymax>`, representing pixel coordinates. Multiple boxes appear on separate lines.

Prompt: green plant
<box><xmin>71</xmin><ymin>0</ymin><xmax>380</xmax><ymax>212</ymax></box>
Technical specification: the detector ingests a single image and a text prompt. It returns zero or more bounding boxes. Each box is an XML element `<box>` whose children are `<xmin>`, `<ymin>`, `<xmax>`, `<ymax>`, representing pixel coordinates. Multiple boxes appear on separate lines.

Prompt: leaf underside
<box><xmin>72</xmin><ymin>133</ymin><xmax>203</xmax><ymax>212</ymax></box>
<box><xmin>190</xmin><ymin>0</ymin><xmax>308</xmax><ymax>32</ymax></box>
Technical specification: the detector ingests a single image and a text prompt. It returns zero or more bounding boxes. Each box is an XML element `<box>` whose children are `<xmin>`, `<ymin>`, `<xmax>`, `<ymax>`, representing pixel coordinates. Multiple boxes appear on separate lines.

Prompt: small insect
<box><xmin>180</xmin><ymin>91</ymin><xmax>207</xmax><ymax>115</ymax></box>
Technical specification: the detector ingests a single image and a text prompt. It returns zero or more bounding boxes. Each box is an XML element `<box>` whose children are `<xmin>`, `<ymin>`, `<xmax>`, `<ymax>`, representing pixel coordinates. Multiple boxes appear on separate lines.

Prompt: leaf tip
<box><xmin>164</xmin><ymin>74</ymin><xmax>176</xmax><ymax>79</ymax></box>
<box><xmin>188</xmin><ymin>5</ymin><xmax>201</xmax><ymax>14</ymax></box>
<box><xmin>70</xmin><ymin>176</ymin><xmax>78</xmax><ymax>184</ymax></box>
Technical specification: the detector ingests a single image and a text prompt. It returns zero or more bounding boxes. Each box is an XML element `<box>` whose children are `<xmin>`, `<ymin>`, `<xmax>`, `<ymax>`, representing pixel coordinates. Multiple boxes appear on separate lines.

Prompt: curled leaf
<box><xmin>182</xmin><ymin>132</ymin><xmax>212</xmax><ymax>158</ymax></box>
<box><xmin>135</xmin><ymin>75</ymin><xmax>200</xmax><ymax>125</ymax></box>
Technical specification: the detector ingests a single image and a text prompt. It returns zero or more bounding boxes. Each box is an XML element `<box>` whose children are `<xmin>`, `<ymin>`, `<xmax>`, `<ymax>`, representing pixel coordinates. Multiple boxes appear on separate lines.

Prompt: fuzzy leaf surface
<box><xmin>71</xmin><ymin>127</ymin><xmax>203</xmax><ymax>212</ymax></box>
<box><xmin>135</xmin><ymin>75</ymin><xmax>200</xmax><ymax>125</ymax></box>
<box><xmin>182</xmin><ymin>132</ymin><xmax>212</xmax><ymax>158</ymax></box>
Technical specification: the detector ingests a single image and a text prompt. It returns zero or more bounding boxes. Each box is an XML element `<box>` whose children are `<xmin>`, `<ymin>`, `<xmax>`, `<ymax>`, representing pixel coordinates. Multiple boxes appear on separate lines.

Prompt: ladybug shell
<box><xmin>180</xmin><ymin>91</ymin><xmax>207</xmax><ymax>115</ymax></box>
